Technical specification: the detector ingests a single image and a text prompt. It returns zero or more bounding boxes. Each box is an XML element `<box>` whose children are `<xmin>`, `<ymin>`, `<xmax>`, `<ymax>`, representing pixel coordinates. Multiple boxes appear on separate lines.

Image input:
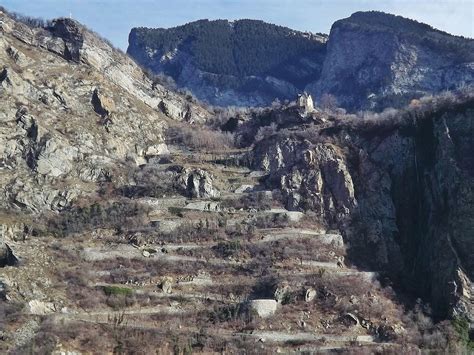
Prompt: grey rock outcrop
<box><xmin>0</xmin><ymin>10</ymin><xmax>214</xmax><ymax>212</ymax></box>
<box><xmin>91</xmin><ymin>88</ymin><xmax>115</xmax><ymax>118</ymax></box>
<box><xmin>176</xmin><ymin>168</ymin><xmax>220</xmax><ymax>199</ymax></box>
<box><xmin>273</xmin><ymin>283</ymin><xmax>291</xmax><ymax>303</ymax></box>
<box><xmin>248</xmin><ymin>299</ymin><xmax>278</xmax><ymax>318</ymax></box>
<box><xmin>28</xmin><ymin>300</ymin><xmax>56</xmax><ymax>315</ymax></box>
<box><xmin>253</xmin><ymin>137</ymin><xmax>356</xmax><ymax>223</ymax></box>
<box><xmin>304</xmin><ymin>287</ymin><xmax>317</xmax><ymax>302</ymax></box>
<box><xmin>160</xmin><ymin>277</ymin><xmax>173</xmax><ymax>294</ymax></box>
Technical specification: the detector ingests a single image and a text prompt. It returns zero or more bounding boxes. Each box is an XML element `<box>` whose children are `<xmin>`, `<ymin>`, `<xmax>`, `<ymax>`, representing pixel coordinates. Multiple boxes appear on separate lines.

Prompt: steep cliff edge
<box><xmin>249</xmin><ymin>94</ymin><xmax>473</xmax><ymax>324</ymax></box>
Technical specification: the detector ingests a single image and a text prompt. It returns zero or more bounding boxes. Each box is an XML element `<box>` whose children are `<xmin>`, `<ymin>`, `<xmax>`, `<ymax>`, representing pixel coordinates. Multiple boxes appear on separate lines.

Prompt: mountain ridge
<box><xmin>128</xmin><ymin>11</ymin><xmax>474</xmax><ymax>110</ymax></box>
<box><xmin>128</xmin><ymin>18</ymin><xmax>327</xmax><ymax>106</ymax></box>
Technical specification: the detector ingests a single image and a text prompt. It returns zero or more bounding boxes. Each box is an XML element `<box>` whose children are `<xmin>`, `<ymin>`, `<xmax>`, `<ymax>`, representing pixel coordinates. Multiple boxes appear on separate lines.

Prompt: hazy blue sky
<box><xmin>1</xmin><ymin>0</ymin><xmax>473</xmax><ymax>50</ymax></box>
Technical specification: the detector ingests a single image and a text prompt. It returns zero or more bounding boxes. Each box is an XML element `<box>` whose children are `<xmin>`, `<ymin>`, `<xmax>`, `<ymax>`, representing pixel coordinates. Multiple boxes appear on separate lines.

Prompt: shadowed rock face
<box><xmin>250</xmin><ymin>99</ymin><xmax>474</xmax><ymax>324</ymax></box>
<box><xmin>0</xmin><ymin>242</ymin><xmax>18</xmax><ymax>267</ymax></box>
<box><xmin>48</xmin><ymin>18</ymin><xmax>84</xmax><ymax>62</ymax></box>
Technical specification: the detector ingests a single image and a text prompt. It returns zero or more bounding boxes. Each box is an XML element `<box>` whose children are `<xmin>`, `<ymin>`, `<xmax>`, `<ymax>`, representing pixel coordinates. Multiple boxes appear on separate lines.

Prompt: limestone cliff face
<box><xmin>306</xmin><ymin>12</ymin><xmax>474</xmax><ymax>110</ymax></box>
<box><xmin>0</xmin><ymin>12</ymin><xmax>209</xmax><ymax>212</ymax></box>
<box><xmin>127</xmin><ymin>19</ymin><xmax>327</xmax><ymax>107</ymax></box>
<box><xmin>251</xmin><ymin>98</ymin><xmax>474</xmax><ymax>324</ymax></box>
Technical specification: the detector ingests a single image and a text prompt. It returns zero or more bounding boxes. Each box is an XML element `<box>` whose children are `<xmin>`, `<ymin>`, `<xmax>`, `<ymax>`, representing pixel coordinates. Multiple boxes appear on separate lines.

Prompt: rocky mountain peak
<box><xmin>307</xmin><ymin>11</ymin><xmax>474</xmax><ymax>110</ymax></box>
<box><xmin>48</xmin><ymin>17</ymin><xmax>83</xmax><ymax>42</ymax></box>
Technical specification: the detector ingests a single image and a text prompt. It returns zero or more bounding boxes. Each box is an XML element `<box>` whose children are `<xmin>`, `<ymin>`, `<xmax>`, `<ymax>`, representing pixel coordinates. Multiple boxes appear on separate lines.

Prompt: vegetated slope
<box><xmin>128</xmin><ymin>19</ymin><xmax>327</xmax><ymax>106</ymax></box>
<box><xmin>307</xmin><ymin>11</ymin><xmax>474</xmax><ymax>110</ymax></box>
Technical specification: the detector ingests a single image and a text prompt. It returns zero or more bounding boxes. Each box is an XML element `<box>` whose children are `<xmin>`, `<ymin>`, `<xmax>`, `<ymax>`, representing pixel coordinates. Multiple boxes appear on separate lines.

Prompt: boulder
<box><xmin>144</xmin><ymin>143</ymin><xmax>169</xmax><ymax>157</ymax></box>
<box><xmin>304</xmin><ymin>287</ymin><xmax>317</xmax><ymax>302</ymax></box>
<box><xmin>249</xmin><ymin>299</ymin><xmax>278</xmax><ymax>318</ymax></box>
<box><xmin>274</xmin><ymin>284</ymin><xmax>291</xmax><ymax>303</ymax></box>
<box><xmin>176</xmin><ymin>168</ymin><xmax>219</xmax><ymax>199</ymax></box>
<box><xmin>1</xmin><ymin>223</ymin><xmax>28</xmax><ymax>242</ymax></box>
<box><xmin>158</xmin><ymin>99</ymin><xmax>187</xmax><ymax>121</ymax></box>
<box><xmin>35</xmin><ymin>138</ymin><xmax>79</xmax><ymax>178</ymax></box>
<box><xmin>234</xmin><ymin>184</ymin><xmax>254</xmax><ymax>194</ymax></box>
<box><xmin>341</xmin><ymin>312</ymin><xmax>360</xmax><ymax>327</ymax></box>
<box><xmin>160</xmin><ymin>277</ymin><xmax>173</xmax><ymax>294</ymax></box>
<box><xmin>92</xmin><ymin>88</ymin><xmax>115</xmax><ymax>117</ymax></box>
<box><xmin>48</xmin><ymin>18</ymin><xmax>84</xmax><ymax>62</ymax></box>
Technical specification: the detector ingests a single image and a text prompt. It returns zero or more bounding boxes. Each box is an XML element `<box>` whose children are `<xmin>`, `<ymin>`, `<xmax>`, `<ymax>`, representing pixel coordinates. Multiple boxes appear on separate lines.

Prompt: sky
<box><xmin>1</xmin><ymin>0</ymin><xmax>473</xmax><ymax>50</ymax></box>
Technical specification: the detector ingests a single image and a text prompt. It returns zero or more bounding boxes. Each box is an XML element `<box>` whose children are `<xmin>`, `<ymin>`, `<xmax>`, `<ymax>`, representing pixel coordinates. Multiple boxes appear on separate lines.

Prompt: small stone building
<box><xmin>297</xmin><ymin>92</ymin><xmax>314</xmax><ymax>113</ymax></box>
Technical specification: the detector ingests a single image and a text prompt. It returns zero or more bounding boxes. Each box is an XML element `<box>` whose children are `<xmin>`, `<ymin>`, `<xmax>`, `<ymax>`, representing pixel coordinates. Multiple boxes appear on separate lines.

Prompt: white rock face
<box><xmin>36</xmin><ymin>138</ymin><xmax>79</xmax><ymax>177</ymax></box>
<box><xmin>28</xmin><ymin>300</ymin><xmax>56</xmax><ymax>315</ymax></box>
<box><xmin>234</xmin><ymin>184</ymin><xmax>254</xmax><ymax>194</ymax></box>
<box><xmin>177</xmin><ymin>168</ymin><xmax>220</xmax><ymax>199</ymax></box>
<box><xmin>249</xmin><ymin>299</ymin><xmax>278</xmax><ymax>318</ymax></box>
<box><xmin>144</xmin><ymin>143</ymin><xmax>169</xmax><ymax>157</ymax></box>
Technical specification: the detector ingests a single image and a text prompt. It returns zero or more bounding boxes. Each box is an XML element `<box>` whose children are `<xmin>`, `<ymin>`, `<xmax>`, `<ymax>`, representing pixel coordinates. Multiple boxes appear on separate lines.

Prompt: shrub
<box><xmin>46</xmin><ymin>200</ymin><xmax>151</xmax><ymax>236</ymax></box>
<box><xmin>452</xmin><ymin>316</ymin><xmax>474</xmax><ymax>350</ymax></box>
<box><xmin>102</xmin><ymin>286</ymin><xmax>134</xmax><ymax>297</ymax></box>
<box><xmin>132</xmin><ymin>19</ymin><xmax>325</xmax><ymax>78</ymax></box>
<box><xmin>1</xmin><ymin>8</ymin><xmax>50</xmax><ymax>28</ymax></box>
<box><xmin>222</xmin><ymin>192</ymin><xmax>273</xmax><ymax>211</ymax></box>
<box><xmin>213</xmin><ymin>240</ymin><xmax>241</xmax><ymax>258</ymax></box>
<box><xmin>167</xmin><ymin>124</ymin><xmax>235</xmax><ymax>151</ymax></box>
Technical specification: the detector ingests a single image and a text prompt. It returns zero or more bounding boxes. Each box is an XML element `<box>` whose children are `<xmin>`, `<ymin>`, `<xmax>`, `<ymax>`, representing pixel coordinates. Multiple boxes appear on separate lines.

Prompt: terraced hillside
<box><xmin>3</xmin><ymin>145</ymin><xmax>423</xmax><ymax>353</ymax></box>
<box><xmin>0</xmin><ymin>7</ymin><xmax>473</xmax><ymax>354</ymax></box>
